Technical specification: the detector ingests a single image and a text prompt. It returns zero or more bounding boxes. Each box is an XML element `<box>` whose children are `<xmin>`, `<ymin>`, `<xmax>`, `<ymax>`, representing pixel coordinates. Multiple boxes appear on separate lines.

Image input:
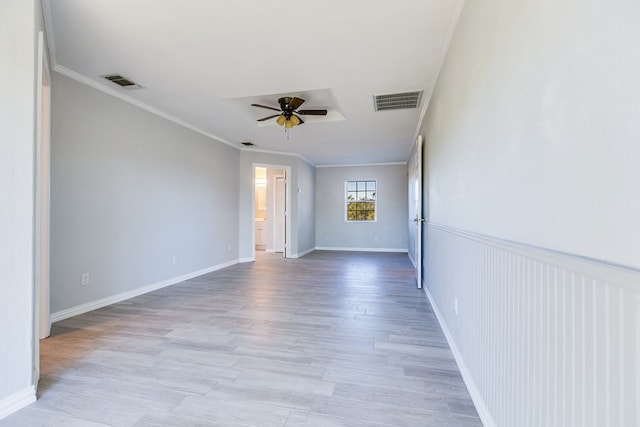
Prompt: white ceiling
<box><xmin>43</xmin><ymin>0</ymin><xmax>462</xmax><ymax>165</ymax></box>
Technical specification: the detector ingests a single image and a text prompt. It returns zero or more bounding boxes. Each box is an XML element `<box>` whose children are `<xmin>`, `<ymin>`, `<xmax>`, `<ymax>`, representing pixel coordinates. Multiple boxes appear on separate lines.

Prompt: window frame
<box><xmin>344</xmin><ymin>180</ymin><xmax>377</xmax><ymax>222</ymax></box>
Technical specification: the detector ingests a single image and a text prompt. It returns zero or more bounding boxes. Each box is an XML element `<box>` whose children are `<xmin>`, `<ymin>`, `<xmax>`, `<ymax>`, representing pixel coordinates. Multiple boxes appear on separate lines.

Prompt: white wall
<box><xmin>0</xmin><ymin>0</ymin><xmax>41</xmax><ymax>417</ymax></box>
<box><xmin>315</xmin><ymin>164</ymin><xmax>408</xmax><ymax>251</ymax></box>
<box><xmin>50</xmin><ymin>72</ymin><xmax>240</xmax><ymax>315</ymax></box>
<box><xmin>421</xmin><ymin>0</ymin><xmax>640</xmax><ymax>425</ymax></box>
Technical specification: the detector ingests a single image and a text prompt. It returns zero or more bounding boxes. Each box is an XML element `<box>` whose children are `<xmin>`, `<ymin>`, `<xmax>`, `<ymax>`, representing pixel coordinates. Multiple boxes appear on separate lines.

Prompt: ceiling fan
<box><xmin>251</xmin><ymin>97</ymin><xmax>327</xmax><ymax>128</ymax></box>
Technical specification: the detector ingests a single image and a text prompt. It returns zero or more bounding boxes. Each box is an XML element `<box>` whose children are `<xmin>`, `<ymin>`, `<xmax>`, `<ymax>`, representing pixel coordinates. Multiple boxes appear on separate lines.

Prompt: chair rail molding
<box><xmin>425</xmin><ymin>222</ymin><xmax>639</xmax><ymax>427</ymax></box>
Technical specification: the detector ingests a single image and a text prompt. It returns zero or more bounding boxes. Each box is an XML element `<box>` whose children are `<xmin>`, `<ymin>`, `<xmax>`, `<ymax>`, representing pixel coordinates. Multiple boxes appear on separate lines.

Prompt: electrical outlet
<box><xmin>227</xmin><ymin>244</ymin><xmax>231</xmax><ymax>252</ymax></box>
<box><xmin>454</xmin><ymin>296</ymin><xmax>458</xmax><ymax>316</ymax></box>
<box><xmin>172</xmin><ymin>255</ymin><xmax>178</xmax><ymax>265</ymax></box>
<box><xmin>81</xmin><ymin>273</ymin><xmax>89</xmax><ymax>286</ymax></box>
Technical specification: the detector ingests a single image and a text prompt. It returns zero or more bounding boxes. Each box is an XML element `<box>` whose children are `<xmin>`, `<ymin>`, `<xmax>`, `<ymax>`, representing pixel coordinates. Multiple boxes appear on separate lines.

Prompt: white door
<box><xmin>275</xmin><ymin>175</ymin><xmax>286</xmax><ymax>255</ymax></box>
<box><xmin>413</xmin><ymin>135</ymin><xmax>424</xmax><ymax>288</ymax></box>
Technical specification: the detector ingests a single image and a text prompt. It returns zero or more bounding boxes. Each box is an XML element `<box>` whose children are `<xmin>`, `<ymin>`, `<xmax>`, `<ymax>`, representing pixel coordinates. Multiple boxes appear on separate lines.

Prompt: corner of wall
<box><xmin>0</xmin><ymin>386</ymin><xmax>36</xmax><ymax>421</ymax></box>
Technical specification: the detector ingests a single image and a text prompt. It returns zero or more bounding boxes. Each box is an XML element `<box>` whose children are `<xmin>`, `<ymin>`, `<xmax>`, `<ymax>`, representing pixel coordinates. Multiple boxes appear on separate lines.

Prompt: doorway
<box><xmin>253</xmin><ymin>165</ymin><xmax>290</xmax><ymax>259</ymax></box>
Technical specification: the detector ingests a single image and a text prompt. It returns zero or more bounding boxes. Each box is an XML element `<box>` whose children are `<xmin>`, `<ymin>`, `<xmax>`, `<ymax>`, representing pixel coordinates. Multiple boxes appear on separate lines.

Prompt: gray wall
<box><xmin>422</xmin><ymin>0</ymin><xmax>640</xmax><ymax>269</ymax></box>
<box><xmin>296</xmin><ymin>158</ymin><xmax>316</xmax><ymax>255</ymax></box>
<box><xmin>420</xmin><ymin>0</ymin><xmax>640</xmax><ymax>424</ymax></box>
<box><xmin>0</xmin><ymin>0</ymin><xmax>42</xmax><ymax>409</ymax></box>
<box><xmin>50</xmin><ymin>73</ymin><xmax>240</xmax><ymax>313</ymax></box>
<box><xmin>315</xmin><ymin>164</ymin><xmax>408</xmax><ymax>251</ymax></box>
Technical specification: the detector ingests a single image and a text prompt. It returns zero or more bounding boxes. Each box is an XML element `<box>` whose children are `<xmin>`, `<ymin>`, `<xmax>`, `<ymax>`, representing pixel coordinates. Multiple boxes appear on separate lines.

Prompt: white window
<box><xmin>345</xmin><ymin>180</ymin><xmax>376</xmax><ymax>221</ymax></box>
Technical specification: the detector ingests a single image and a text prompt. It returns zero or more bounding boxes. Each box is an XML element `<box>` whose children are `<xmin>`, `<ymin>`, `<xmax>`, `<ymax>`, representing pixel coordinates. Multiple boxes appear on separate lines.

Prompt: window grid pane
<box><xmin>346</xmin><ymin>180</ymin><xmax>376</xmax><ymax>221</ymax></box>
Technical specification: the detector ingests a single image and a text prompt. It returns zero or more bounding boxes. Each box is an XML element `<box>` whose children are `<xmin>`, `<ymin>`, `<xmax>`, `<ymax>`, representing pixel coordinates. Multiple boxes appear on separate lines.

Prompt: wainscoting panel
<box><xmin>425</xmin><ymin>223</ymin><xmax>639</xmax><ymax>427</ymax></box>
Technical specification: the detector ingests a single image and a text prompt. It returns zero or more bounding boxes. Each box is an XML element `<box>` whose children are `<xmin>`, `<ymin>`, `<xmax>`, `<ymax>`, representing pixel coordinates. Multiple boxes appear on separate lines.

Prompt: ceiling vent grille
<box><xmin>373</xmin><ymin>91</ymin><xmax>423</xmax><ymax>111</ymax></box>
<box><xmin>102</xmin><ymin>74</ymin><xmax>143</xmax><ymax>89</ymax></box>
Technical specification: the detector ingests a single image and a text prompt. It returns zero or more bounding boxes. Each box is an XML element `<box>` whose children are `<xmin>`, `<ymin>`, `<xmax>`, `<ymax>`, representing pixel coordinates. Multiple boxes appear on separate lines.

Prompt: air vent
<box><xmin>241</xmin><ymin>142</ymin><xmax>254</xmax><ymax>146</ymax></box>
<box><xmin>102</xmin><ymin>74</ymin><xmax>143</xmax><ymax>89</ymax></box>
<box><xmin>373</xmin><ymin>91</ymin><xmax>423</xmax><ymax>111</ymax></box>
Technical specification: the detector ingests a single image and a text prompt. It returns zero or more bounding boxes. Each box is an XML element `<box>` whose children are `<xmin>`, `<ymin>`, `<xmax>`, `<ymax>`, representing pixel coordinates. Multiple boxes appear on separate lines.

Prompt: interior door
<box><xmin>275</xmin><ymin>175</ymin><xmax>286</xmax><ymax>255</ymax></box>
<box><xmin>413</xmin><ymin>135</ymin><xmax>424</xmax><ymax>288</ymax></box>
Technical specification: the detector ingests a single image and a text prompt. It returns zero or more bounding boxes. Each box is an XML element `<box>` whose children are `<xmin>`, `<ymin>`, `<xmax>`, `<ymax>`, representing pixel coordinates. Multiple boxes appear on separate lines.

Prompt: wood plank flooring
<box><xmin>2</xmin><ymin>251</ymin><xmax>481</xmax><ymax>426</ymax></box>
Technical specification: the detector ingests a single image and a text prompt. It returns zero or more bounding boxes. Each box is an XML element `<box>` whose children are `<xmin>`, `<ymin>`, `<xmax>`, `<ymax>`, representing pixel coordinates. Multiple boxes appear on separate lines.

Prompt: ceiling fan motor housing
<box><xmin>278</xmin><ymin>97</ymin><xmax>293</xmax><ymax>111</ymax></box>
<box><xmin>251</xmin><ymin>97</ymin><xmax>327</xmax><ymax>127</ymax></box>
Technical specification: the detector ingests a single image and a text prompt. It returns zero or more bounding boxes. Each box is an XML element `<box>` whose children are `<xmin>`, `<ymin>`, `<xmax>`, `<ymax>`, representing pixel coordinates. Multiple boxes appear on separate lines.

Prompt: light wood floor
<box><xmin>2</xmin><ymin>251</ymin><xmax>481</xmax><ymax>426</ymax></box>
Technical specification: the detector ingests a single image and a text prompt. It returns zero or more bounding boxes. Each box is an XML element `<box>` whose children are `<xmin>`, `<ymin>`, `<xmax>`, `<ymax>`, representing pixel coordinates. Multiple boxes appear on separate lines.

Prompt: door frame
<box><xmin>34</xmin><ymin>31</ymin><xmax>52</xmax><ymax>387</ymax></box>
<box><xmin>273</xmin><ymin>174</ymin><xmax>286</xmax><ymax>255</ymax></box>
<box><xmin>252</xmin><ymin>164</ymin><xmax>291</xmax><ymax>260</ymax></box>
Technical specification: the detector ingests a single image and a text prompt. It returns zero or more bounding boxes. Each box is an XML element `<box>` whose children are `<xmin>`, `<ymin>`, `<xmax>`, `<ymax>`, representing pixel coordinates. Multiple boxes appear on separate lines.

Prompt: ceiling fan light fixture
<box><xmin>251</xmin><ymin>96</ymin><xmax>327</xmax><ymax>128</ymax></box>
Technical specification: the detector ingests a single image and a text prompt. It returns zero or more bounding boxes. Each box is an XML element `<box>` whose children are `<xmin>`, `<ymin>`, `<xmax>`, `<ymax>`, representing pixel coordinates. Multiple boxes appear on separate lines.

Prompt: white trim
<box><xmin>272</xmin><ymin>174</ymin><xmax>286</xmax><ymax>254</ymax></box>
<box><xmin>315</xmin><ymin>246</ymin><xmax>408</xmax><ymax>253</ymax></box>
<box><xmin>241</xmin><ymin>147</ymin><xmax>315</xmax><ymax>167</ymax></box>
<box><xmin>50</xmin><ymin>260</ymin><xmax>238</xmax><ymax>323</ymax></box>
<box><xmin>238</xmin><ymin>257</ymin><xmax>254</xmax><ymax>263</ymax></box>
<box><xmin>0</xmin><ymin>386</ymin><xmax>36</xmax><ymax>420</ymax></box>
<box><xmin>52</xmin><ymin>65</ymin><xmax>237</xmax><ymax>150</ymax></box>
<box><xmin>41</xmin><ymin>0</ymin><xmax>57</xmax><ymax>67</ymax></box>
<box><xmin>424</xmin><ymin>288</ymin><xmax>496</xmax><ymax>427</ymax></box>
<box><xmin>407</xmin><ymin>252</ymin><xmax>417</xmax><ymax>268</ymax></box>
<box><xmin>429</xmin><ymin>222</ymin><xmax>640</xmax><ymax>288</ymax></box>
<box><xmin>33</xmin><ymin>30</ymin><xmax>50</xmax><ymax>390</ymax></box>
<box><xmin>316</xmin><ymin>162</ymin><xmax>406</xmax><ymax>168</ymax></box>
<box><xmin>289</xmin><ymin>247</ymin><xmax>316</xmax><ymax>259</ymax></box>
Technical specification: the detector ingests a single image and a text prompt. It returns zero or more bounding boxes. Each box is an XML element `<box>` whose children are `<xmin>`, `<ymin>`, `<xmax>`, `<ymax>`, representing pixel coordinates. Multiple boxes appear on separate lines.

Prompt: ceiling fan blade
<box><xmin>257</xmin><ymin>114</ymin><xmax>281</xmax><ymax>122</ymax></box>
<box><xmin>251</xmin><ymin>103</ymin><xmax>281</xmax><ymax>112</ymax></box>
<box><xmin>297</xmin><ymin>109</ymin><xmax>328</xmax><ymax>116</ymax></box>
<box><xmin>297</xmin><ymin>115</ymin><xmax>305</xmax><ymax>125</ymax></box>
<box><xmin>288</xmin><ymin>97</ymin><xmax>305</xmax><ymax>110</ymax></box>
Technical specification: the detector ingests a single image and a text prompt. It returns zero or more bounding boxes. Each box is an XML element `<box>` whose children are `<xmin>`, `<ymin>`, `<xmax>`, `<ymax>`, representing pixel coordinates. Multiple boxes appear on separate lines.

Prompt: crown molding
<box><xmin>41</xmin><ymin>0</ymin><xmax>57</xmax><ymax>66</ymax></box>
<box><xmin>52</xmin><ymin>65</ymin><xmax>238</xmax><ymax>150</ymax></box>
<box><xmin>316</xmin><ymin>161</ymin><xmax>406</xmax><ymax>168</ymax></box>
<box><xmin>240</xmin><ymin>146</ymin><xmax>315</xmax><ymax>167</ymax></box>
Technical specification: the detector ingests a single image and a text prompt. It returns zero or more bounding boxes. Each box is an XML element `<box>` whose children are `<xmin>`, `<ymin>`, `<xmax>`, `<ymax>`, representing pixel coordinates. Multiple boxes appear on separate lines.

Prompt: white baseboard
<box><xmin>238</xmin><ymin>257</ymin><xmax>254</xmax><ymax>263</ymax></box>
<box><xmin>290</xmin><ymin>247</ymin><xmax>316</xmax><ymax>259</ymax></box>
<box><xmin>407</xmin><ymin>252</ymin><xmax>417</xmax><ymax>268</ymax></box>
<box><xmin>0</xmin><ymin>386</ymin><xmax>36</xmax><ymax>420</ymax></box>
<box><xmin>51</xmin><ymin>259</ymin><xmax>239</xmax><ymax>323</ymax></box>
<box><xmin>315</xmin><ymin>246</ymin><xmax>408</xmax><ymax>253</ymax></box>
<box><xmin>424</xmin><ymin>287</ymin><xmax>496</xmax><ymax>427</ymax></box>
